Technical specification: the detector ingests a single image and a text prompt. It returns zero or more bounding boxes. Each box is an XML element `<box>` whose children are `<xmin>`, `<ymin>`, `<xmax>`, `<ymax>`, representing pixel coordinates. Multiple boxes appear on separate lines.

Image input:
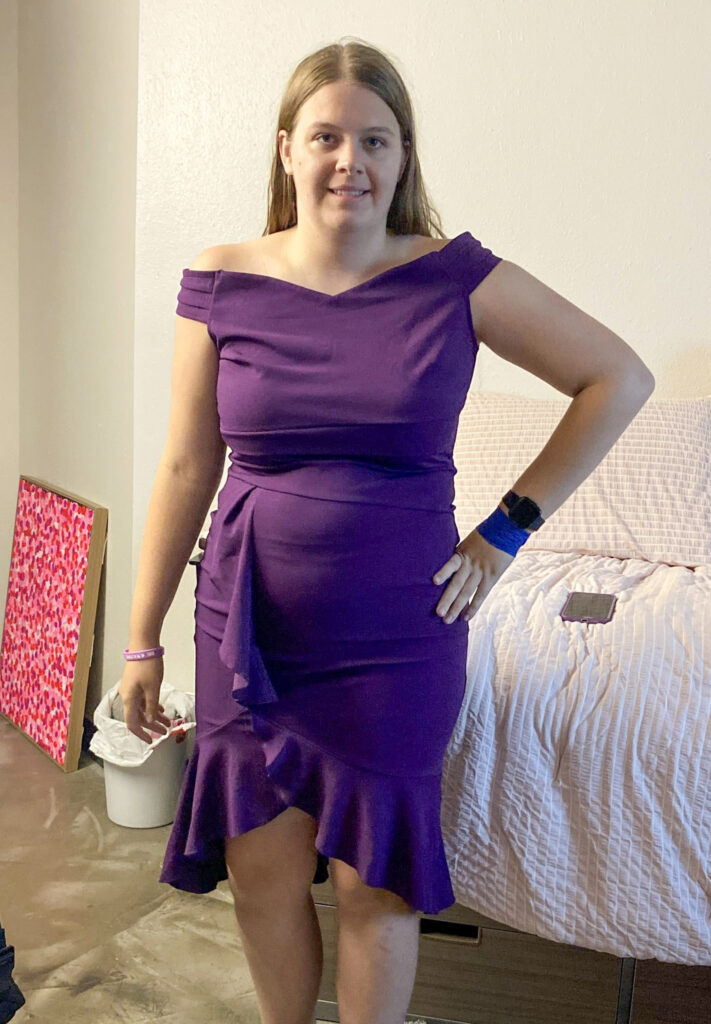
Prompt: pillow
<box><xmin>453</xmin><ymin>391</ymin><xmax>711</xmax><ymax>568</ymax></box>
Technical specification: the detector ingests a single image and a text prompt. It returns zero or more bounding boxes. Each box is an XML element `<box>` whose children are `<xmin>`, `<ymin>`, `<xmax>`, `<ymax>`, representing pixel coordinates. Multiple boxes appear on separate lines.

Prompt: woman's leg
<box><xmin>225</xmin><ymin>806</ymin><xmax>323</xmax><ymax>1024</ymax></box>
<box><xmin>330</xmin><ymin>858</ymin><xmax>421</xmax><ymax>1024</ymax></box>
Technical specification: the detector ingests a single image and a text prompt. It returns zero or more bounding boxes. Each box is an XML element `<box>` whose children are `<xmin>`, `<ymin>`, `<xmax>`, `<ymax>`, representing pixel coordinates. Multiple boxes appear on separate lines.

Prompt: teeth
<box><xmin>332</xmin><ymin>189</ymin><xmax>365</xmax><ymax>195</ymax></box>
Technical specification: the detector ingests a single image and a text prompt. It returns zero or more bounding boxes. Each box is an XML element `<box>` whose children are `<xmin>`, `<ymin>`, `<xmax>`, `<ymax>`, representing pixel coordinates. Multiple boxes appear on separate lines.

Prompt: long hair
<box><xmin>263</xmin><ymin>38</ymin><xmax>446</xmax><ymax>239</ymax></box>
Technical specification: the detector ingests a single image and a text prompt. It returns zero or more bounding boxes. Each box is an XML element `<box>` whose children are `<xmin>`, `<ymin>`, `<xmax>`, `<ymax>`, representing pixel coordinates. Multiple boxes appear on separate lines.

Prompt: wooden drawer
<box><xmin>630</xmin><ymin>958</ymin><xmax>711</xmax><ymax>1024</ymax></box>
<box><xmin>412</xmin><ymin>917</ymin><xmax>621</xmax><ymax>1023</ymax></box>
<box><xmin>312</xmin><ymin>878</ymin><xmax>622</xmax><ymax>1024</ymax></box>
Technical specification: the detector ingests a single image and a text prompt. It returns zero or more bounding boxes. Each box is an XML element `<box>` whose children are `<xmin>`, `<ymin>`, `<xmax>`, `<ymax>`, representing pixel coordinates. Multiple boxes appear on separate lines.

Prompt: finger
<box><xmin>144</xmin><ymin>711</ymin><xmax>170</xmax><ymax>735</ymax></box>
<box><xmin>440</xmin><ymin>589</ymin><xmax>475</xmax><ymax>622</ymax></box>
<box><xmin>145</xmin><ymin>703</ymin><xmax>170</xmax><ymax>726</ymax></box>
<box><xmin>456</xmin><ymin>577</ymin><xmax>489</xmax><ymax>622</ymax></box>
<box><xmin>125</xmin><ymin>707</ymin><xmax>165</xmax><ymax>743</ymax></box>
<box><xmin>464</xmin><ymin>577</ymin><xmax>495</xmax><ymax>620</ymax></box>
<box><xmin>127</xmin><ymin>721</ymin><xmax>154</xmax><ymax>744</ymax></box>
<box><xmin>140</xmin><ymin>715</ymin><xmax>167</xmax><ymax>741</ymax></box>
<box><xmin>436</xmin><ymin>573</ymin><xmax>482</xmax><ymax>621</ymax></box>
<box><xmin>153</xmin><ymin>704</ymin><xmax>172</xmax><ymax>727</ymax></box>
<box><xmin>432</xmin><ymin>550</ymin><xmax>464</xmax><ymax>584</ymax></box>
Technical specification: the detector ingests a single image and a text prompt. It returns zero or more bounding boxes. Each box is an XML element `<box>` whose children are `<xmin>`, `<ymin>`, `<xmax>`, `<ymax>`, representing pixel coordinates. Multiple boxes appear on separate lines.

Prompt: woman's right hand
<box><xmin>118</xmin><ymin>657</ymin><xmax>173</xmax><ymax>745</ymax></box>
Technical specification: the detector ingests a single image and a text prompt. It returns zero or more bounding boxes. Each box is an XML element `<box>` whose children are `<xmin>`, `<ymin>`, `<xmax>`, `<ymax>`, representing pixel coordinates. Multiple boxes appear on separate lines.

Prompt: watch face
<box><xmin>509</xmin><ymin>496</ymin><xmax>541</xmax><ymax>528</ymax></box>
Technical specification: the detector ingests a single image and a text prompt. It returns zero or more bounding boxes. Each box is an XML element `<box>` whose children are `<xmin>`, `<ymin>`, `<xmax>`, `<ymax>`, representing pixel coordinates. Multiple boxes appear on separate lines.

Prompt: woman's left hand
<box><xmin>432</xmin><ymin>528</ymin><xmax>516</xmax><ymax>623</ymax></box>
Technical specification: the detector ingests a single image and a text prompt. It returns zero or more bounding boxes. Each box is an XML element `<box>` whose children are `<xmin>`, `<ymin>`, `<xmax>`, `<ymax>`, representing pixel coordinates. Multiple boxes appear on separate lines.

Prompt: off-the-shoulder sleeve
<box><xmin>444</xmin><ymin>232</ymin><xmax>503</xmax><ymax>294</ymax></box>
<box><xmin>176</xmin><ymin>268</ymin><xmax>216</xmax><ymax>324</ymax></box>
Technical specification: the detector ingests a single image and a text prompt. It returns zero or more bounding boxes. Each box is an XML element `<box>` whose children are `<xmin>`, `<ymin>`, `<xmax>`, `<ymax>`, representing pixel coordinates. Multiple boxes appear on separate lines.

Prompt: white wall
<box><xmin>3</xmin><ymin>0</ymin><xmax>139</xmax><ymax>710</ymax></box>
<box><xmin>3</xmin><ymin>0</ymin><xmax>709</xmax><ymax>704</ymax></box>
<box><xmin>0</xmin><ymin>3</ymin><xmax>20</xmax><ymax>685</ymax></box>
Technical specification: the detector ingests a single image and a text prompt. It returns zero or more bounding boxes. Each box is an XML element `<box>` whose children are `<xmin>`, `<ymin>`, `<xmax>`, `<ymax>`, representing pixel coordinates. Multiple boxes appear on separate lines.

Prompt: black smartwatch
<box><xmin>502</xmin><ymin>489</ymin><xmax>545</xmax><ymax>531</ymax></box>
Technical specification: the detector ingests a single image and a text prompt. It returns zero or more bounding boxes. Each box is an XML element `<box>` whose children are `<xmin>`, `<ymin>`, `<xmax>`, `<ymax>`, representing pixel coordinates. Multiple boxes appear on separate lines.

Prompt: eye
<box><xmin>315</xmin><ymin>133</ymin><xmax>385</xmax><ymax>149</ymax></box>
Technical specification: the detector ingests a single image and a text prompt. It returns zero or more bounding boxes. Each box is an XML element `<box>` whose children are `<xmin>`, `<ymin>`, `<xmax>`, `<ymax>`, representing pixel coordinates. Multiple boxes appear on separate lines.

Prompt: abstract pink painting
<box><xmin>0</xmin><ymin>476</ymin><xmax>108</xmax><ymax>771</ymax></box>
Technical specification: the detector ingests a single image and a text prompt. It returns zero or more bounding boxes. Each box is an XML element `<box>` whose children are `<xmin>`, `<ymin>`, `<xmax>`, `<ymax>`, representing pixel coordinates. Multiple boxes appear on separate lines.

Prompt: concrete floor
<box><xmin>0</xmin><ymin>716</ymin><xmax>335</xmax><ymax>1024</ymax></box>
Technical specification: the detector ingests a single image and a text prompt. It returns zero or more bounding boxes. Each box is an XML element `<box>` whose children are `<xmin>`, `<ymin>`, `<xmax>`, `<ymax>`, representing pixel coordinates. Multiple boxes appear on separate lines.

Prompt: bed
<box><xmin>442</xmin><ymin>391</ymin><xmax>711</xmax><ymax>967</ymax></box>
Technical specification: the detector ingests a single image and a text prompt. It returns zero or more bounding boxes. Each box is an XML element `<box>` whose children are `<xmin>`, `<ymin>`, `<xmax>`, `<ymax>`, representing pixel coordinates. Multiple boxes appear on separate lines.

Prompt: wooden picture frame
<box><xmin>0</xmin><ymin>476</ymin><xmax>108</xmax><ymax>772</ymax></box>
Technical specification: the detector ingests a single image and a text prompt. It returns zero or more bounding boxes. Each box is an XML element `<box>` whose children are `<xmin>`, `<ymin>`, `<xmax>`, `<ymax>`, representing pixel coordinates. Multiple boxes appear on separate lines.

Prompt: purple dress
<box><xmin>158</xmin><ymin>231</ymin><xmax>502</xmax><ymax>914</ymax></box>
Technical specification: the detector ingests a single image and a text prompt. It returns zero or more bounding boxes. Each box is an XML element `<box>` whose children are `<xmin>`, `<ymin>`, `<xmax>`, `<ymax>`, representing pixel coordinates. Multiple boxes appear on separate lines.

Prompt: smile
<box><xmin>329</xmin><ymin>189</ymin><xmax>369</xmax><ymax>200</ymax></box>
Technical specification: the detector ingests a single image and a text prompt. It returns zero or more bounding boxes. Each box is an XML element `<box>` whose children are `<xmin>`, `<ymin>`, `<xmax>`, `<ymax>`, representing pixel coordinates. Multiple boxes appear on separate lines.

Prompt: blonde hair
<box><xmin>263</xmin><ymin>38</ymin><xmax>446</xmax><ymax>239</ymax></box>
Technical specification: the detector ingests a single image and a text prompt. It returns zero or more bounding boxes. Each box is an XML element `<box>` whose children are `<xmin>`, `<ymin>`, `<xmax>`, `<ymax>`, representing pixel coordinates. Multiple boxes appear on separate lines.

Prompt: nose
<box><xmin>334</xmin><ymin>140</ymin><xmax>365</xmax><ymax>174</ymax></box>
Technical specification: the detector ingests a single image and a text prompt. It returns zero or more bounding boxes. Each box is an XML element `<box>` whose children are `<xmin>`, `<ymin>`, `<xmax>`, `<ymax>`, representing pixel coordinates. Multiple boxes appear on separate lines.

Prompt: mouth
<box><xmin>329</xmin><ymin>188</ymin><xmax>370</xmax><ymax>200</ymax></box>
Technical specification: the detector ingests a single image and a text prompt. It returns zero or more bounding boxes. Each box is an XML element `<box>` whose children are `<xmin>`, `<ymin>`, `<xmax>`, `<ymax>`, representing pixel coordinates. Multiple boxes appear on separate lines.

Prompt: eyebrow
<box><xmin>307</xmin><ymin>121</ymin><xmax>396</xmax><ymax>137</ymax></box>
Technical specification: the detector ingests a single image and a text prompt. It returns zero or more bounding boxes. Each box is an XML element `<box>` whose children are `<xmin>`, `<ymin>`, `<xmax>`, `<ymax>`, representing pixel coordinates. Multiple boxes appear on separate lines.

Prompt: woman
<box><xmin>119</xmin><ymin>38</ymin><xmax>654</xmax><ymax>1024</ymax></box>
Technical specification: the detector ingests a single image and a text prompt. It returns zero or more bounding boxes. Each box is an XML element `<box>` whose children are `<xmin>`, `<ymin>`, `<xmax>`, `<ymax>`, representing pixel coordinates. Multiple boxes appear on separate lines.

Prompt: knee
<box><xmin>226</xmin><ymin>853</ymin><xmax>317</xmax><ymax>904</ymax></box>
<box><xmin>329</xmin><ymin>857</ymin><xmax>416</xmax><ymax>915</ymax></box>
<box><xmin>224</xmin><ymin>828</ymin><xmax>317</xmax><ymax>903</ymax></box>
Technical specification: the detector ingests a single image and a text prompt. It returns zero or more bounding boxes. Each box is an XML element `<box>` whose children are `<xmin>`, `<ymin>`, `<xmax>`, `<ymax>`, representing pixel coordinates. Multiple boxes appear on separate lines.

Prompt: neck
<box><xmin>283</xmin><ymin>224</ymin><xmax>395</xmax><ymax>278</ymax></box>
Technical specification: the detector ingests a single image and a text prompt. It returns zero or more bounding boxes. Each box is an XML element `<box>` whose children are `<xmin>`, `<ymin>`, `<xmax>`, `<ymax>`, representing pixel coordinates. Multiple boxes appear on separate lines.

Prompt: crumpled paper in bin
<box><xmin>89</xmin><ymin>680</ymin><xmax>196</xmax><ymax>767</ymax></box>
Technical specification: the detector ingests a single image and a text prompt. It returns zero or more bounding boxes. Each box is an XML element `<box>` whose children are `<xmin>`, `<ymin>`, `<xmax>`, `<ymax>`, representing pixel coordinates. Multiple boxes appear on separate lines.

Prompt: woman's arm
<box><xmin>497</xmin><ymin>375</ymin><xmax>654</xmax><ymax>528</ymax></box>
<box><xmin>430</xmin><ymin>260</ymin><xmax>656</xmax><ymax>624</ymax></box>
<box><xmin>470</xmin><ymin>259</ymin><xmax>655</xmax><ymax>525</ymax></box>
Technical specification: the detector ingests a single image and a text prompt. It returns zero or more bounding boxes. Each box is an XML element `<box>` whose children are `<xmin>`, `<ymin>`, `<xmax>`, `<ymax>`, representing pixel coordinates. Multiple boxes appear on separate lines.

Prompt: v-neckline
<box><xmin>214</xmin><ymin>232</ymin><xmax>466</xmax><ymax>300</ymax></box>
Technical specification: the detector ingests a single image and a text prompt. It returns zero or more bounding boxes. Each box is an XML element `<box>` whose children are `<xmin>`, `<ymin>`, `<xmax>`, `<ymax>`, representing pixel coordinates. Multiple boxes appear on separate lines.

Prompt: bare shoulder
<box><xmin>189</xmin><ymin>235</ymin><xmax>283</xmax><ymax>274</ymax></box>
<box><xmin>396</xmin><ymin>233</ymin><xmax>451</xmax><ymax>260</ymax></box>
<box><xmin>189</xmin><ymin>243</ymin><xmax>245</xmax><ymax>272</ymax></box>
<box><xmin>425</xmin><ymin>234</ymin><xmax>453</xmax><ymax>254</ymax></box>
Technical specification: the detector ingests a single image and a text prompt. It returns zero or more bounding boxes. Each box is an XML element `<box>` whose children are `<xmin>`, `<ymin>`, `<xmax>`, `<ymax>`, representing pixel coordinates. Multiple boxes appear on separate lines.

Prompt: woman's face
<box><xmin>278</xmin><ymin>81</ymin><xmax>409</xmax><ymax>233</ymax></box>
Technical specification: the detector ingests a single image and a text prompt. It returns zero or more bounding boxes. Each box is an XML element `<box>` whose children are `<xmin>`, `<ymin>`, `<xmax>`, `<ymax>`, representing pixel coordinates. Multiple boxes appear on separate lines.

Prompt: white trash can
<box><xmin>89</xmin><ymin>681</ymin><xmax>196</xmax><ymax>829</ymax></box>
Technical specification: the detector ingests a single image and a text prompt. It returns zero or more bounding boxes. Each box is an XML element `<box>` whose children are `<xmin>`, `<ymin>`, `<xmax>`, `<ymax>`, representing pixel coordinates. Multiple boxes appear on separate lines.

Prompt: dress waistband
<box><xmin>225</xmin><ymin>458</ymin><xmax>456</xmax><ymax>514</ymax></box>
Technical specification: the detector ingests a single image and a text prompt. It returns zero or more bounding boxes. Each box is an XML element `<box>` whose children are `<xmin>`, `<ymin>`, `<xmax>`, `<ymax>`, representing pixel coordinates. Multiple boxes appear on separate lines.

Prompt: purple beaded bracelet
<box><xmin>123</xmin><ymin>646</ymin><xmax>164</xmax><ymax>661</ymax></box>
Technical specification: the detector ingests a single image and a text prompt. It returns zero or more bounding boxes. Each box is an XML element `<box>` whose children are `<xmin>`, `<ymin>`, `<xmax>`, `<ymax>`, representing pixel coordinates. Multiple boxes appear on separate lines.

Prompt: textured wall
<box><xmin>3</xmin><ymin>1</ymin><xmax>709</xmax><ymax>699</ymax></box>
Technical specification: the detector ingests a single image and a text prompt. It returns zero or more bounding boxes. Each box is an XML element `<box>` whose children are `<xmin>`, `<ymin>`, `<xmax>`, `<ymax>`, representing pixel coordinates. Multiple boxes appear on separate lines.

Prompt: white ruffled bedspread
<box><xmin>441</xmin><ymin>547</ymin><xmax>711</xmax><ymax>965</ymax></box>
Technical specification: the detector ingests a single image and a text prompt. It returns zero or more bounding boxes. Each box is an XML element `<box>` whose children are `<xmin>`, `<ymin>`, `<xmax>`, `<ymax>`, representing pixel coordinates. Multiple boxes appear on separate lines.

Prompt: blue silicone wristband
<box><xmin>475</xmin><ymin>505</ymin><xmax>531</xmax><ymax>556</ymax></box>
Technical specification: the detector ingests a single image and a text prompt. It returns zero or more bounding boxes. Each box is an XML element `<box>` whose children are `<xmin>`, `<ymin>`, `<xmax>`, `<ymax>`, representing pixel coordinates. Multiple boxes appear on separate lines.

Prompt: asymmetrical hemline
<box><xmin>159</xmin><ymin>665</ymin><xmax>453</xmax><ymax>914</ymax></box>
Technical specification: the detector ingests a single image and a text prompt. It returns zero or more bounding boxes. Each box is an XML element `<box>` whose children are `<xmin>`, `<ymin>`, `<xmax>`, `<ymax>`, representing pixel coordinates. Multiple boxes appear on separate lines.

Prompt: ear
<box><xmin>278</xmin><ymin>129</ymin><xmax>291</xmax><ymax>174</ymax></box>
